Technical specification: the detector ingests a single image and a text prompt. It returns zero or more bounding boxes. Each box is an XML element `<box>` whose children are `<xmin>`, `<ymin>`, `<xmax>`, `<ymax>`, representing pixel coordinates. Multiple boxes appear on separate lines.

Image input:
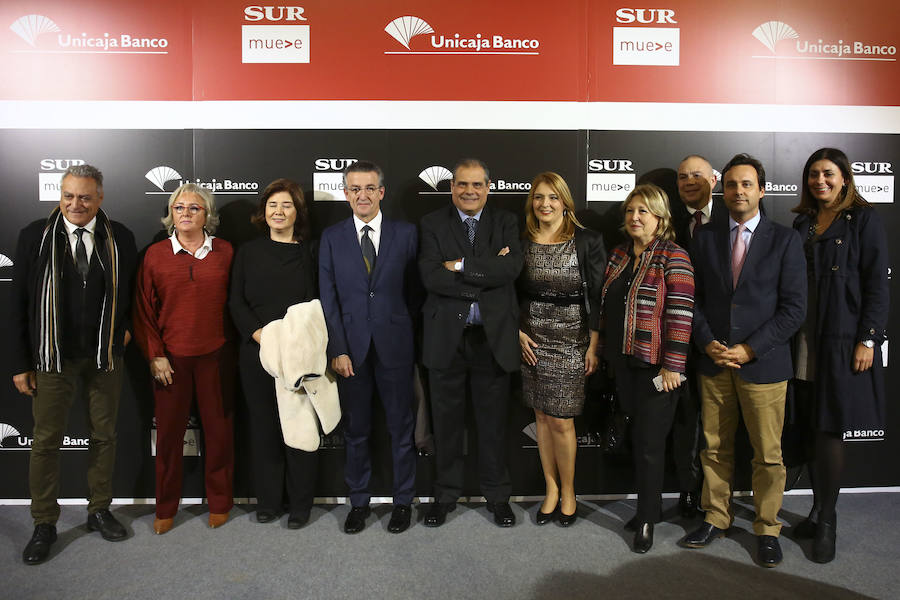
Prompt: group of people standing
<box><xmin>10</xmin><ymin>148</ymin><xmax>887</xmax><ymax>570</ymax></box>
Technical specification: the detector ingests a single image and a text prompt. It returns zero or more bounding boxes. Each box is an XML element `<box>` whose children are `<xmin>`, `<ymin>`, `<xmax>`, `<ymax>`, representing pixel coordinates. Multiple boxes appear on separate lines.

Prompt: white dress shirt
<box><xmin>170</xmin><ymin>231</ymin><xmax>215</xmax><ymax>259</ymax></box>
<box><xmin>62</xmin><ymin>215</ymin><xmax>96</xmax><ymax>264</ymax></box>
<box><xmin>353</xmin><ymin>210</ymin><xmax>382</xmax><ymax>254</ymax></box>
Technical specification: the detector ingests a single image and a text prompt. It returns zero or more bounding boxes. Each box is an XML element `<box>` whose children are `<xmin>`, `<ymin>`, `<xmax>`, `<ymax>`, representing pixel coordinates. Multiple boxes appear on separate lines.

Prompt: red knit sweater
<box><xmin>133</xmin><ymin>237</ymin><xmax>233</xmax><ymax>358</ymax></box>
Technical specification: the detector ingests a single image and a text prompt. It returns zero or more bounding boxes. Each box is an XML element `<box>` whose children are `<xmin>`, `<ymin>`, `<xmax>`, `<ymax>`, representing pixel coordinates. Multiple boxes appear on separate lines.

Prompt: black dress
<box><xmin>229</xmin><ymin>236</ymin><xmax>318</xmax><ymax>515</ymax></box>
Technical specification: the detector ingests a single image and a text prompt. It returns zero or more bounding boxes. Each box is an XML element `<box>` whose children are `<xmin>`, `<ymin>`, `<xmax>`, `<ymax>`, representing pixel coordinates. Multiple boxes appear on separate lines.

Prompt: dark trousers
<box><xmin>337</xmin><ymin>342</ymin><xmax>416</xmax><ymax>507</ymax></box>
<box><xmin>240</xmin><ymin>343</ymin><xmax>318</xmax><ymax>514</ymax></box>
<box><xmin>671</xmin><ymin>364</ymin><xmax>703</xmax><ymax>492</ymax></box>
<box><xmin>430</xmin><ymin>326</ymin><xmax>511</xmax><ymax>504</ymax></box>
<box><xmin>31</xmin><ymin>357</ymin><xmax>123</xmax><ymax>525</ymax></box>
<box><xmin>154</xmin><ymin>346</ymin><xmax>234</xmax><ymax>518</ymax></box>
<box><xmin>612</xmin><ymin>357</ymin><xmax>678</xmax><ymax>523</ymax></box>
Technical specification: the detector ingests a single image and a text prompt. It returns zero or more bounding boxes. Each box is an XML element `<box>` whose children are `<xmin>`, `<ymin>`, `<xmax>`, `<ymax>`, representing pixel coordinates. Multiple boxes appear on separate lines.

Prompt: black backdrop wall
<box><xmin>1</xmin><ymin>128</ymin><xmax>895</xmax><ymax>500</ymax></box>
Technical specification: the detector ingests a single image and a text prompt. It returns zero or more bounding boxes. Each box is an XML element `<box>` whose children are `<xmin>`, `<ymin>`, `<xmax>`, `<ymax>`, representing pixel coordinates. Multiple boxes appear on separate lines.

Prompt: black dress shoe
<box><xmin>680</xmin><ymin>522</ymin><xmax>725</xmax><ymax>548</ymax></box>
<box><xmin>424</xmin><ymin>502</ymin><xmax>456</xmax><ymax>527</ymax></box>
<box><xmin>287</xmin><ymin>509</ymin><xmax>310</xmax><ymax>529</ymax></box>
<box><xmin>87</xmin><ymin>509</ymin><xmax>127</xmax><ymax>541</ymax></box>
<box><xmin>256</xmin><ymin>509</ymin><xmax>280</xmax><ymax>524</ymax></box>
<box><xmin>758</xmin><ymin>535</ymin><xmax>783</xmax><ymax>567</ymax></box>
<box><xmin>536</xmin><ymin>504</ymin><xmax>558</xmax><ymax>526</ymax></box>
<box><xmin>679</xmin><ymin>491</ymin><xmax>702</xmax><ymax>519</ymax></box>
<box><xmin>812</xmin><ymin>520</ymin><xmax>836</xmax><ymax>564</ymax></box>
<box><xmin>388</xmin><ymin>505</ymin><xmax>412</xmax><ymax>533</ymax></box>
<box><xmin>486</xmin><ymin>501</ymin><xmax>516</xmax><ymax>527</ymax></box>
<box><xmin>23</xmin><ymin>524</ymin><xmax>57</xmax><ymax>565</ymax></box>
<box><xmin>633</xmin><ymin>522</ymin><xmax>654</xmax><ymax>554</ymax></box>
<box><xmin>343</xmin><ymin>505</ymin><xmax>371</xmax><ymax>534</ymax></box>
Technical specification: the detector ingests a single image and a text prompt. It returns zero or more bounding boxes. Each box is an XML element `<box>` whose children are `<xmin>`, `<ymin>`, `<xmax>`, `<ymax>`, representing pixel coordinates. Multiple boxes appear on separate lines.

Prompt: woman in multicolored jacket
<box><xmin>598</xmin><ymin>183</ymin><xmax>694</xmax><ymax>554</ymax></box>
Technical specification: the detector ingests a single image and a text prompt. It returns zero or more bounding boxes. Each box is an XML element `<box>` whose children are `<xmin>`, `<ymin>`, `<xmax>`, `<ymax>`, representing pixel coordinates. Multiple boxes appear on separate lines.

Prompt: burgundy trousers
<box><xmin>153</xmin><ymin>345</ymin><xmax>234</xmax><ymax>518</ymax></box>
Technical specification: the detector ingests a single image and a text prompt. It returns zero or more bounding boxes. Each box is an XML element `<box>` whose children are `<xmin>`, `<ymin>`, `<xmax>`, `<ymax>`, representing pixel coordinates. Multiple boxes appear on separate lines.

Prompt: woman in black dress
<box><xmin>229</xmin><ymin>178</ymin><xmax>319</xmax><ymax>528</ymax></box>
<box><xmin>791</xmin><ymin>148</ymin><xmax>889</xmax><ymax>563</ymax></box>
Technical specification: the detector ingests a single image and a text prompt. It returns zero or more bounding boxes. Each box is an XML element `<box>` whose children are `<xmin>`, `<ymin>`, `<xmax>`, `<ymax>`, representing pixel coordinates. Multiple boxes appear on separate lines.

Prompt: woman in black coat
<box><xmin>229</xmin><ymin>178</ymin><xmax>319</xmax><ymax>528</ymax></box>
<box><xmin>791</xmin><ymin>148</ymin><xmax>889</xmax><ymax>563</ymax></box>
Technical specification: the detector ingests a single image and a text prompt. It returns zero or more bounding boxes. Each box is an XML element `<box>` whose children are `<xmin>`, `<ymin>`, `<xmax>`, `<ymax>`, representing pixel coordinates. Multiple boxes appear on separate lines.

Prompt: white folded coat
<box><xmin>258</xmin><ymin>300</ymin><xmax>341</xmax><ymax>451</ymax></box>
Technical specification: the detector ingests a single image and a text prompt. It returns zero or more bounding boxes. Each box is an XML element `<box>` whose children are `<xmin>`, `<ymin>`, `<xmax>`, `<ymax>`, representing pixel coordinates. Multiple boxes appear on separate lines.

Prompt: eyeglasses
<box><xmin>173</xmin><ymin>204</ymin><xmax>205</xmax><ymax>215</ymax></box>
<box><xmin>347</xmin><ymin>185</ymin><xmax>381</xmax><ymax>195</ymax></box>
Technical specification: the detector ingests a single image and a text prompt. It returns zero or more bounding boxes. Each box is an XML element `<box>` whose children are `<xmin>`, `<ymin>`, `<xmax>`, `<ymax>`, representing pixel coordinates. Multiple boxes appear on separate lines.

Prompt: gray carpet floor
<box><xmin>2</xmin><ymin>492</ymin><xmax>898</xmax><ymax>600</ymax></box>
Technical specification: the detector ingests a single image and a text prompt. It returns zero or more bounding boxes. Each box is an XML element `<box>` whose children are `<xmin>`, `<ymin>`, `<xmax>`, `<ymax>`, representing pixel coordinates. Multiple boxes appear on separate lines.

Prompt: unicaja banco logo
<box><xmin>384</xmin><ymin>15</ymin><xmax>540</xmax><ymax>55</ymax></box>
<box><xmin>384</xmin><ymin>16</ymin><xmax>434</xmax><ymax>50</ymax></box>
<box><xmin>751</xmin><ymin>21</ymin><xmax>799</xmax><ymax>54</ymax></box>
<box><xmin>9</xmin><ymin>14</ymin><xmax>60</xmax><ymax>47</ymax></box>
<box><xmin>0</xmin><ymin>423</ymin><xmax>21</xmax><ymax>447</ymax></box>
<box><xmin>418</xmin><ymin>166</ymin><xmax>453</xmax><ymax>191</ymax></box>
<box><xmin>145</xmin><ymin>166</ymin><xmax>182</xmax><ymax>192</ymax></box>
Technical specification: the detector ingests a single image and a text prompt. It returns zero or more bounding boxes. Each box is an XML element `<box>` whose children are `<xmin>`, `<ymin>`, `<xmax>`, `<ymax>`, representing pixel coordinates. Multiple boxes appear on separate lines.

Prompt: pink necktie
<box><xmin>732</xmin><ymin>223</ymin><xmax>747</xmax><ymax>289</ymax></box>
<box><xmin>691</xmin><ymin>210</ymin><xmax>703</xmax><ymax>238</ymax></box>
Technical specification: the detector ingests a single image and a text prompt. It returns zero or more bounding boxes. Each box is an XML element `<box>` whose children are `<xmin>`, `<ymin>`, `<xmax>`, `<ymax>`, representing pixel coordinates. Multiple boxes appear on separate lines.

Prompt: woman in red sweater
<box><xmin>133</xmin><ymin>183</ymin><xmax>235</xmax><ymax>535</ymax></box>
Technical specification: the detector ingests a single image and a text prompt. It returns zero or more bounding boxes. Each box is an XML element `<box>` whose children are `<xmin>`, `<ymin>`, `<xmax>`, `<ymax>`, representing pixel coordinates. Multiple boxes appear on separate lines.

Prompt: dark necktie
<box><xmin>74</xmin><ymin>227</ymin><xmax>90</xmax><ymax>280</ymax></box>
<box><xmin>691</xmin><ymin>210</ymin><xmax>703</xmax><ymax>238</ymax></box>
<box><xmin>361</xmin><ymin>225</ymin><xmax>376</xmax><ymax>276</ymax></box>
<box><xmin>465</xmin><ymin>217</ymin><xmax>477</xmax><ymax>247</ymax></box>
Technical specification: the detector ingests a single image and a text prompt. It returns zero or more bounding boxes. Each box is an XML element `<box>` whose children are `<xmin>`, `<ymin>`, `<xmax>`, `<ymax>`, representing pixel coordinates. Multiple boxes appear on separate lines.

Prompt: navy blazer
<box><xmin>691</xmin><ymin>212</ymin><xmax>807</xmax><ymax>384</ymax></box>
<box><xmin>419</xmin><ymin>204</ymin><xmax>524</xmax><ymax>372</ymax></box>
<box><xmin>318</xmin><ymin>215</ymin><xmax>421</xmax><ymax>369</ymax></box>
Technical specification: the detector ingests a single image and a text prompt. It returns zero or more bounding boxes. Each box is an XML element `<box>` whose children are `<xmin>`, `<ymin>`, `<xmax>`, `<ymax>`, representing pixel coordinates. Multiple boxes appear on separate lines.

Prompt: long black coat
<box><xmin>793</xmin><ymin>205</ymin><xmax>889</xmax><ymax>432</ymax></box>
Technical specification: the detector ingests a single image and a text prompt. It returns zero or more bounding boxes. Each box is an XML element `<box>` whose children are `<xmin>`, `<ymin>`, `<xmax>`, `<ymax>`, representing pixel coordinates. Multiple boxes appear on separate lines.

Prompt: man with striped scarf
<box><xmin>10</xmin><ymin>164</ymin><xmax>137</xmax><ymax>564</ymax></box>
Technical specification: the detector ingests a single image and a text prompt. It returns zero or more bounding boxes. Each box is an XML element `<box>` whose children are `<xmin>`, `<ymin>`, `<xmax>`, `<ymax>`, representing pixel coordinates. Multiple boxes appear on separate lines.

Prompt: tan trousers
<box><xmin>699</xmin><ymin>370</ymin><xmax>786</xmax><ymax>536</ymax></box>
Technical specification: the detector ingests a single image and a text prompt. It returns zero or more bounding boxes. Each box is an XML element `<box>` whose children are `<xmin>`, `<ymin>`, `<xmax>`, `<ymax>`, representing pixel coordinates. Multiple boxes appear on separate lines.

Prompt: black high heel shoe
<box><xmin>633</xmin><ymin>522</ymin><xmax>654</xmax><ymax>553</ymax></box>
<box><xmin>558</xmin><ymin>502</ymin><xmax>577</xmax><ymax>527</ymax></box>
<box><xmin>812</xmin><ymin>517</ymin><xmax>837</xmax><ymax>563</ymax></box>
<box><xmin>536</xmin><ymin>502</ymin><xmax>558</xmax><ymax>526</ymax></box>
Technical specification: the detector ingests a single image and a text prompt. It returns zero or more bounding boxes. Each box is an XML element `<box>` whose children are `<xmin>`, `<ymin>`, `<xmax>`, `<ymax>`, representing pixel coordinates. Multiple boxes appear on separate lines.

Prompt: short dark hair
<box><xmin>793</xmin><ymin>147</ymin><xmax>869</xmax><ymax>216</ymax></box>
<box><xmin>452</xmin><ymin>158</ymin><xmax>490</xmax><ymax>184</ymax></box>
<box><xmin>721</xmin><ymin>153</ymin><xmax>766</xmax><ymax>189</ymax></box>
<box><xmin>62</xmin><ymin>164</ymin><xmax>103</xmax><ymax>193</ymax></box>
<box><xmin>343</xmin><ymin>160</ymin><xmax>384</xmax><ymax>188</ymax></box>
<box><xmin>252</xmin><ymin>178</ymin><xmax>310</xmax><ymax>241</ymax></box>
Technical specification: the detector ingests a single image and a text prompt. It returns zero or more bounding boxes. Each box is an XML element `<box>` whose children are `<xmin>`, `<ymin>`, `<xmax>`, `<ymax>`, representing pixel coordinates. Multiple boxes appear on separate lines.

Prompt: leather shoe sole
<box><xmin>22</xmin><ymin>524</ymin><xmax>57</xmax><ymax>565</ymax></box>
<box><xmin>424</xmin><ymin>502</ymin><xmax>456</xmax><ymax>528</ymax></box>
<box><xmin>680</xmin><ymin>523</ymin><xmax>726</xmax><ymax>548</ymax></box>
<box><xmin>153</xmin><ymin>517</ymin><xmax>174</xmax><ymax>535</ymax></box>
<box><xmin>388</xmin><ymin>505</ymin><xmax>412</xmax><ymax>533</ymax></box>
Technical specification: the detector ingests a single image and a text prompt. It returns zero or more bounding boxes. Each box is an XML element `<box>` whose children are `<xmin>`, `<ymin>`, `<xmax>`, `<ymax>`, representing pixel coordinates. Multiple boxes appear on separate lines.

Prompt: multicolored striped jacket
<box><xmin>598</xmin><ymin>237</ymin><xmax>694</xmax><ymax>372</ymax></box>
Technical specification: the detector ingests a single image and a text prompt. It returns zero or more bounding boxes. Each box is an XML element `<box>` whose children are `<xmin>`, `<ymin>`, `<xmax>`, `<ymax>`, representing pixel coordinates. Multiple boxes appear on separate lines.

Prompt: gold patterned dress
<box><xmin>520</xmin><ymin>239</ymin><xmax>589</xmax><ymax>418</ymax></box>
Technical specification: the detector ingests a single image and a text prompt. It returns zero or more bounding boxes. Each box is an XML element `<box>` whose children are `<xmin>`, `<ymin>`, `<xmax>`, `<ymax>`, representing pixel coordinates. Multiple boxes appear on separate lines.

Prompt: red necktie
<box><xmin>691</xmin><ymin>211</ymin><xmax>703</xmax><ymax>238</ymax></box>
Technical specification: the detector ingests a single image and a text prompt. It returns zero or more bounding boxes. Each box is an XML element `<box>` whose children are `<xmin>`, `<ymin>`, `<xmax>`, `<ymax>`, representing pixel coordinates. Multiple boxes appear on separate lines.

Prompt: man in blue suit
<box><xmin>319</xmin><ymin>160</ymin><xmax>421</xmax><ymax>534</ymax></box>
<box><xmin>680</xmin><ymin>154</ymin><xmax>806</xmax><ymax>568</ymax></box>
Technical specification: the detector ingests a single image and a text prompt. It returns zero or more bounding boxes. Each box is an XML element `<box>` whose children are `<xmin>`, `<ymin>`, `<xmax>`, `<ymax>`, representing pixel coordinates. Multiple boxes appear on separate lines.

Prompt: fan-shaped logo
<box><xmin>9</xmin><ymin>14</ymin><xmax>60</xmax><ymax>48</ymax></box>
<box><xmin>145</xmin><ymin>166</ymin><xmax>182</xmax><ymax>192</ymax></box>
<box><xmin>751</xmin><ymin>21</ymin><xmax>799</xmax><ymax>54</ymax></box>
<box><xmin>418</xmin><ymin>166</ymin><xmax>453</xmax><ymax>191</ymax></box>
<box><xmin>0</xmin><ymin>253</ymin><xmax>13</xmax><ymax>283</ymax></box>
<box><xmin>384</xmin><ymin>16</ymin><xmax>434</xmax><ymax>50</ymax></box>
<box><xmin>0</xmin><ymin>423</ymin><xmax>21</xmax><ymax>448</ymax></box>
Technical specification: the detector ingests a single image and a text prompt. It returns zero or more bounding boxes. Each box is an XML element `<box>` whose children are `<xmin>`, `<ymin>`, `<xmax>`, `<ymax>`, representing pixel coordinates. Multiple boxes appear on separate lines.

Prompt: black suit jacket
<box><xmin>673</xmin><ymin>197</ymin><xmax>728</xmax><ymax>251</ymax></box>
<box><xmin>419</xmin><ymin>204</ymin><xmax>523</xmax><ymax>373</ymax></box>
<box><xmin>691</xmin><ymin>212</ymin><xmax>806</xmax><ymax>384</ymax></box>
<box><xmin>10</xmin><ymin>217</ymin><xmax>137</xmax><ymax>375</ymax></box>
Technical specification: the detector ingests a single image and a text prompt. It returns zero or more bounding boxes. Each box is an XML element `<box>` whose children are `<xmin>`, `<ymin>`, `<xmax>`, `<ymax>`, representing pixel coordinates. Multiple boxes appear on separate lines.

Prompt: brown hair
<box><xmin>793</xmin><ymin>147</ymin><xmax>869</xmax><ymax>216</ymax></box>
<box><xmin>252</xmin><ymin>178</ymin><xmax>310</xmax><ymax>241</ymax></box>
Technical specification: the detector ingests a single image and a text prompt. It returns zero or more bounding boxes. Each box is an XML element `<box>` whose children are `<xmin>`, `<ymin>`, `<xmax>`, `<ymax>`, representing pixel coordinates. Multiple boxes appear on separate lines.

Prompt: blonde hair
<box><xmin>621</xmin><ymin>183</ymin><xmax>675</xmax><ymax>241</ymax></box>
<box><xmin>524</xmin><ymin>172</ymin><xmax>583</xmax><ymax>242</ymax></box>
<box><xmin>161</xmin><ymin>183</ymin><xmax>219</xmax><ymax>234</ymax></box>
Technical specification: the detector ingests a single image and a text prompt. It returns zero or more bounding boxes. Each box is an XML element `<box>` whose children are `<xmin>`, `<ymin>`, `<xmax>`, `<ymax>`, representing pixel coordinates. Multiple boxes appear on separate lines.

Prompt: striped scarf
<box><xmin>34</xmin><ymin>208</ymin><xmax>120</xmax><ymax>372</ymax></box>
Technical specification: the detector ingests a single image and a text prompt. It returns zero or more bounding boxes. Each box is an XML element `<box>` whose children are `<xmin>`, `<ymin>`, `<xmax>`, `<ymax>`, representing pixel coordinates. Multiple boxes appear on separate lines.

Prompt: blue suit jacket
<box><xmin>690</xmin><ymin>213</ymin><xmax>807</xmax><ymax>384</ymax></box>
<box><xmin>318</xmin><ymin>215</ymin><xmax>422</xmax><ymax>369</ymax></box>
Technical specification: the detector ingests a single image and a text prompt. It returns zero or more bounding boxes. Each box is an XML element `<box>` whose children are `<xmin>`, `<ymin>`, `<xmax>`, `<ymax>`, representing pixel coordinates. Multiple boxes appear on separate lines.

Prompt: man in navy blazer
<box><xmin>418</xmin><ymin>158</ymin><xmax>524</xmax><ymax>528</ymax></box>
<box><xmin>681</xmin><ymin>154</ymin><xmax>806</xmax><ymax>568</ymax></box>
<box><xmin>319</xmin><ymin>160</ymin><xmax>421</xmax><ymax>534</ymax></box>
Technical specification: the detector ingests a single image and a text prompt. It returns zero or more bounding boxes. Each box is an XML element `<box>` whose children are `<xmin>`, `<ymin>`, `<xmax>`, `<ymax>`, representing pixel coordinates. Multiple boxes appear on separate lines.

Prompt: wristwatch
<box><xmin>861</xmin><ymin>340</ymin><xmax>875</xmax><ymax>348</ymax></box>
<box><xmin>454</xmin><ymin>260</ymin><xmax>463</xmax><ymax>272</ymax></box>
